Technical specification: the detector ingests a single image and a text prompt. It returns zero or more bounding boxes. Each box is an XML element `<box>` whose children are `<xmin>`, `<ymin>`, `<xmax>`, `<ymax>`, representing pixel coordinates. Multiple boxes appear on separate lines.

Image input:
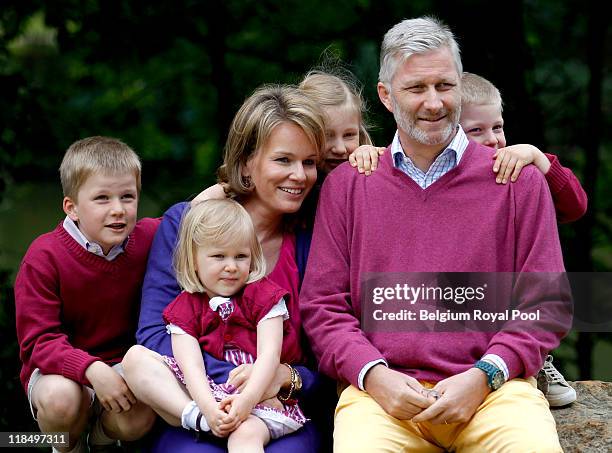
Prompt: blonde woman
<box><xmin>124</xmin><ymin>85</ymin><xmax>328</xmax><ymax>453</ymax></box>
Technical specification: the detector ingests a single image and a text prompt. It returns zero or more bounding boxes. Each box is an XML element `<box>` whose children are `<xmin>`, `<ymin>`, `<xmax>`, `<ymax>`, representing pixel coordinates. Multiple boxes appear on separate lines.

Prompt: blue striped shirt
<box><xmin>391</xmin><ymin>127</ymin><xmax>469</xmax><ymax>189</ymax></box>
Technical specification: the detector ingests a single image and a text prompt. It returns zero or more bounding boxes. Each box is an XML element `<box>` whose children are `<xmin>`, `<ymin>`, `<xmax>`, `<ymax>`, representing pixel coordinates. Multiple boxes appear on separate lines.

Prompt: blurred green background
<box><xmin>1</xmin><ymin>0</ymin><xmax>610</xmax><ymax>436</ymax></box>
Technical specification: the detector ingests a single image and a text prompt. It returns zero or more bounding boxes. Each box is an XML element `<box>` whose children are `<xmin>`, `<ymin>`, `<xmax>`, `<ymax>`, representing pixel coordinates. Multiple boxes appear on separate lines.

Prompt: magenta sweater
<box><xmin>15</xmin><ymin>218</ymin><xmax>159</xmax><ymax>391</ymax></box>
<box><xmin>299</xmin><ymin>141</ymin><xmax>569</xmax><ymax>387</ymax></box>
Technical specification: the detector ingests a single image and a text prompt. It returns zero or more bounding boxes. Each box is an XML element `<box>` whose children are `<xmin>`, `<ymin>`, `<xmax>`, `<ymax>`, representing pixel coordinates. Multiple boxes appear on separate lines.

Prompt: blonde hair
<box><xmin>173</xmin><ymin>199</ymin><xmax>266</xmax><ymax>293</ymax></box>
<box><xmin>299</xmin><ymin>70</ymin><xmax>372</xmax><ymax>146</ymax></box>
<box><xmin>379</xmin><ymin>16</ymin><xmax>462</xmax><ymax>86</ymax></box>
<box><xmin>217</xmin><ymin>84</ymin><xmax>326</xmax><ymax>196</ymax></box>
<box><xmin>59</xmin><ymin>136</ymin><xmax>141</xmax><ymax>200</ymax></box>
<box><xmin>461</xmin><ymin>72</ymin><xmax>503</xmax><ymax>111</ymax></box>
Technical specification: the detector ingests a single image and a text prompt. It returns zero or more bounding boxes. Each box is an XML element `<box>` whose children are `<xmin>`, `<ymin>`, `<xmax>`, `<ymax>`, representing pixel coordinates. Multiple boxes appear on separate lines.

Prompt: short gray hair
<box><xmin>379</xmin><ymin>16</ymin><xmax>462</xmax><ymax>85</ymax></box>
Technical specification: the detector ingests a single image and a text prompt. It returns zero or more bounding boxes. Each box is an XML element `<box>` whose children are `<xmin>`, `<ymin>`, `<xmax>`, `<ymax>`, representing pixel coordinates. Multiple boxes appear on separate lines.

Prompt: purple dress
<box><xmin>137</xmin><ymin>202</ymin><xmax>329</xmax><ymax>452</ymax></box>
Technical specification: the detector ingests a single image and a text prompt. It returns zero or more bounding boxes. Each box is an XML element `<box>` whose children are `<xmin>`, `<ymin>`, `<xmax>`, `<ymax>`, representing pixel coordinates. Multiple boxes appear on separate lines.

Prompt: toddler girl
<box><xmin>162</xmin><ymin>199</ymin><xmax>306</xmax><ymax>451</ymax></box>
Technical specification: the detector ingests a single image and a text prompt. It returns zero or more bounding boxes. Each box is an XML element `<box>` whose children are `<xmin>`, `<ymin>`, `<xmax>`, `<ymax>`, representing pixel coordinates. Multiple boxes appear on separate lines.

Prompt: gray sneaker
<box><xmin>537</xmin><ymin>355</ymin><xmax>577</xmax><ymax>407</ymax></box>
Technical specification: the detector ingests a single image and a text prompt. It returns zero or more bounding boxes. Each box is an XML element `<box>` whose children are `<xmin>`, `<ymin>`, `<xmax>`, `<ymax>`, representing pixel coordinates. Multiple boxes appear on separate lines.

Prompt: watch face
<box><xmin>491</xmin><ymin>371</ymin><xmax>505</xmax><ymax>390</ymax></box>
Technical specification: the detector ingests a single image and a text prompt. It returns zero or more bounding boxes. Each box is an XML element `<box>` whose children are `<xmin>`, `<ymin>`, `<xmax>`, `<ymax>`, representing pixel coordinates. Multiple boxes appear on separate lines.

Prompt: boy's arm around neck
<box><xmin>543</xmin><ymin>153</ymin><xmax>588</xmax><ymax>223</ymax></box>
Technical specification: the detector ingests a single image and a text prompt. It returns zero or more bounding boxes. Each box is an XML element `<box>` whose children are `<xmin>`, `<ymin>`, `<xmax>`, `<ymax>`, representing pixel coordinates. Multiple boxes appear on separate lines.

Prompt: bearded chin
<box><xmin>412</xmin><ymin>122</ymin><xmax>456</xmax><ymax>146</ymax></box>
<box><xmin>390</xmin><ymin>94</ymin><xmax>461</xmax><ymax>146</ymax></box>
<box><xmin>394</xmin><ymin>110</ymin><xmax>459</xmax><ymax>146</ymax></box>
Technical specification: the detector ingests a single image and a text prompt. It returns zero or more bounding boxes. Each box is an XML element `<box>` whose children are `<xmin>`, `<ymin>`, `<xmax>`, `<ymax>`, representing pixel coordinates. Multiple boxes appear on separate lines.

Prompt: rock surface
<box><xmin>552</xmin><ymin>381</ymin><xmax>612</xmax><ymax>452</ymax></box>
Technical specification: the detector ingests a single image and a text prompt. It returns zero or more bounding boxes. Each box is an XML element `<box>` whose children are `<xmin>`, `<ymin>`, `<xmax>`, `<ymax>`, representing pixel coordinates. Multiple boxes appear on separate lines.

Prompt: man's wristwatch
<box><xmin>474</xmin><ymin>360</ymin><xmax>506</xmax><ymax>391</ymax></box>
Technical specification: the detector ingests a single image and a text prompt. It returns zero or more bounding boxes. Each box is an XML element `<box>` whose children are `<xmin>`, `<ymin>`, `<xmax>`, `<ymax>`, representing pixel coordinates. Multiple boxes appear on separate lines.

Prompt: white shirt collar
<box><xmin>209</xmin><ymin>296</ymin><xmax>232</xmax><ymax>311</ymax></box>
<box><xmin>62</xmin><ymin>216</ymin><xmax>126</xmax><ymax>261</ymax></box>
<box><xmin>391</xmin><ymin>126</ymin><xmax>469</xmax><ymax>168</ymax></box>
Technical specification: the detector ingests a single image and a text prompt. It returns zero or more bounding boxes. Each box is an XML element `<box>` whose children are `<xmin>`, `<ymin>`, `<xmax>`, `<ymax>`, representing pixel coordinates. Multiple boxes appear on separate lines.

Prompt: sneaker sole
<box><xmin>547</xmin><ymin>388</ymin><xmax>577</xmax><ymax>407</ymax></box>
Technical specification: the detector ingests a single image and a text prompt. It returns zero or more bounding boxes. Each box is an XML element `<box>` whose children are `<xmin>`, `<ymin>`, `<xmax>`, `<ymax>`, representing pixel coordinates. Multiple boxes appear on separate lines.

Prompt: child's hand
<box><xmin>492</xmin><ymin>144</ymin><xmax>550</xmax><ymax>184</ymax></box>
<box><xmin>219</xmin><ymin>393</ymin><xmax>256</xmax><ymax>424</ymax></box>
<box><xmin>85</xmin><ymin>361</ymin><xmax>136</xmax><ymax>413</ymax></box>
<box><xmin>201</xmin><ymin>401</ymin><xmax>239</xmax><ymax>438</ymax></box>
<box><xmin>260</xmin><ymin>396</ymin><xmax>284</xmax><ymax>410</ymax></box>
<box><xmin>349</xmin><ymin>146</ymin><xmax>386</xmax><ymax>175</ymax></box>
<box><xmin>191</xmin><ymin>183</ymin><xmax>229</xmax><ymax>206</ymax></box>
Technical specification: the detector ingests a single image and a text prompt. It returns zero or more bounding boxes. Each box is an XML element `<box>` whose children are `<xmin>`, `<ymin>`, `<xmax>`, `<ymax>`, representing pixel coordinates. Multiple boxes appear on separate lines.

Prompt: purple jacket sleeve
<box><xmin>544</xmin><ymin>153</ymin><xmax>588</xmax><ymax>223</ymax></box>
<box><xmin>136</xmin><ymin>202</ymin><xmax>320</xmax><ymax>397</ymax></box>
<box><xmin>136</xmin><ymin>202</ymin><xmax>187</xmax><ymax>356</ymax></box>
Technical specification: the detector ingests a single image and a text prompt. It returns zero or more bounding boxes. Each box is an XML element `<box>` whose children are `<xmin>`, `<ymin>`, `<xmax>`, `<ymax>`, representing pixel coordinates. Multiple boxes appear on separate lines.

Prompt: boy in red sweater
<box><xmin>15</xmin><ymin>136</ymin><xmax>158</xmax><ymax>452</ymax></box>
<box><xmin>459</xmin><ymin>72</ymin><xmax>587</xmax><ymax>224</ymax></box>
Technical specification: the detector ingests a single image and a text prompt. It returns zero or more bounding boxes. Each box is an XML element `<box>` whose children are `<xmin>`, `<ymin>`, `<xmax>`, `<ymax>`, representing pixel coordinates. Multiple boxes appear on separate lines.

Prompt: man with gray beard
<box><xmin>300</xmin><ymin>16</ymin><xmax>567</xmax><ymax>452</ymax></box>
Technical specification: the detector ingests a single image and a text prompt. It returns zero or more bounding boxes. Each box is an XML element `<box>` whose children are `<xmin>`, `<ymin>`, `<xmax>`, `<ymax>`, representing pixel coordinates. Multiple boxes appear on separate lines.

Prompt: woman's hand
<box><xmin>191</xmin><ymin>183</ymin><xmax>229</xmax><ymax>206</ymax></box>
<box><xmin>260</xmin><ymin>396</ymin><xmax>284</xmax><ymax>410</ymax></box>
<box><xmin>226</xmin><ymin>362</ymin><xmax>290</xmax><ymax>401</ymax></box>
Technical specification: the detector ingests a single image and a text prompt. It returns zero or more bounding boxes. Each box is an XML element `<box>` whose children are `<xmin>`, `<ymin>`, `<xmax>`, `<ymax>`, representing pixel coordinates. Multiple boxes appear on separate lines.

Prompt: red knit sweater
<box><xmin>544</xmin><ymin>153</ymin><xmax>588</xmax><ymax>223</ymax></box>
<box><xmin>15</xmin><ymin>218</ymin><xmax>160</xmax><ymax>391</ymax></box>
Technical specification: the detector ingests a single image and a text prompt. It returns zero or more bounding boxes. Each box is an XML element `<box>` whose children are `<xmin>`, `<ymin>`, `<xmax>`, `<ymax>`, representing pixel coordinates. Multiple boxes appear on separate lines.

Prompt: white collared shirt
<box><xmin>390</xmin><ymin>127</ymin><xmax>469</xmax><ymax>188</ymax></box>
<box><xmin>62</xmin><ymin>216</ymin><xmax>126</xmax><ymax>261</ymax></box>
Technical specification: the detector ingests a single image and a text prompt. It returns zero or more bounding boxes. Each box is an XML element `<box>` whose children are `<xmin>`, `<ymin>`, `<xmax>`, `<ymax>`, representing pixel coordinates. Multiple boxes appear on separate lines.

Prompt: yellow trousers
<box><xmin>334</xmin><ymin>379</ymin><xmax>562</xmax><ymax>453</ymax></box>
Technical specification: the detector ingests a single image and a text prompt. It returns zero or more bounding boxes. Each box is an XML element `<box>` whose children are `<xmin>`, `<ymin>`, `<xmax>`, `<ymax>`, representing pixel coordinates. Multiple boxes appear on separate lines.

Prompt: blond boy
<box><xmin>460</xmin><ymin>72</ymin><xmax>587</xmax><ymax>224</ymax></box>
<box><xmin>15</xmin><ymin>136</ymin><xmax>159</xmax><ymax>452</ymax></box>
<box><xmin>460</xmin><ymin>72</ymin><xmax>584</xmax><ymax>406</ymax></box>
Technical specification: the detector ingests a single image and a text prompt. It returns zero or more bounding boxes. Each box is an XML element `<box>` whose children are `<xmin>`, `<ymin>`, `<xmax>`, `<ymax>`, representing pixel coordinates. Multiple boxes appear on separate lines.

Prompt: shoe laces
<box><xmin>542</xmin><ymin>355</ymin><xmax>566</xmax><ymax>384</ymax></box>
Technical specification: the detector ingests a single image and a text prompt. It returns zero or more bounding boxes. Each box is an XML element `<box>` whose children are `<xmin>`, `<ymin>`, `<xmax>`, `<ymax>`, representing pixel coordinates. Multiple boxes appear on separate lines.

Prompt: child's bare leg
<box><xmin>227</xmin><ymin>415</ymin><xmax>270</xmax><ymax>453</ymax></box>
<box><xmin>31</xmin><ymin>374</ymin><xmax>91</xmax><ymax>452</ymax></box>
<box><xmin>100</xmin><ymin>400</ymin><xmax>157</xmax><ymax>441</ymax></box>
<box><xmin>122</xmin><ymin>345</ymin><xmax>191</xmax><ymax>426</ymax></box>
